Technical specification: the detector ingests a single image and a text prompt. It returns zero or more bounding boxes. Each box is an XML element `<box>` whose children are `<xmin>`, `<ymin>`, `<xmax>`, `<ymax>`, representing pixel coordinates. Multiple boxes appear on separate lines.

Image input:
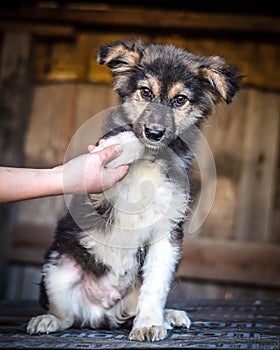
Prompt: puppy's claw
<box><xmin>129</xmin><ymin>325</ymin><xmax>168</xmax><ymax>342</ymax></box>
<box><xmin>27</xmin><ymin>314</ymin><xmax>60</xmax><ymax>335</ymax></box>
<box><xmin>164</xmin><ymin>309</ymin><xmax>191</xmax><ymax>329</ymax></box>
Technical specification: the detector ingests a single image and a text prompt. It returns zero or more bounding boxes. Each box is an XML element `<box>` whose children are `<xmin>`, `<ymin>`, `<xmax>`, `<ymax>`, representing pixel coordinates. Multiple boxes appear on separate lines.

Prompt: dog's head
<box><xmin>98</xmin><ymin>38</ymin><xmax>242</xmax><ymax>149</ymax></box>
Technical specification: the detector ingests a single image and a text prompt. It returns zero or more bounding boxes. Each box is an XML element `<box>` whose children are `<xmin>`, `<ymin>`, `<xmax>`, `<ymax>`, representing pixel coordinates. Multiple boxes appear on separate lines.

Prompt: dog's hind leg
<box><xmin>27</xmin><ymin>312</ymin><xmax>74</xmax><ymax>335</ymax></box>
<box><xmin>27</xmin><ymin>292</ymin><xmax>74</xmax><ymax>335</ymax></box>
<box><xmin>27</xmin><ymin>257</ymin><xmax>79</xmax><ymax>334</ymax></box>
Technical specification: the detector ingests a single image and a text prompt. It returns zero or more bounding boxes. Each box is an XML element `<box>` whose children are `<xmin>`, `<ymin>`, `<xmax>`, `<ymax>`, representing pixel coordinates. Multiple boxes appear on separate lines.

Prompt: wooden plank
<box><xmin>6</xmin><ymin>265</ymin><xmax>41</xmax><ymax>301</ymax></box>
<box><xmin>191</xmin><ymin>90</ymin><xmax>248</xmax><ymax>239</ymax></box>
<box><xmin>21</xmin><ymin>266</ymin><xmax>41</xmax><ymax>300</ymax></box>
<box><xmin>155</xmin><ymin>36</ymin><xmax>280</xmax><ymax>92</ymax></box>
<box><xmin>271</xmin><ymin>138</ymin><xmax>280</xmax><ymax>243</ymax></box>
<box><xmin>178</xmin><ymin>236</ymin><xmax>280</xmax><ymax>287</ymax></box>
<box><xmin>235</xmin><ymin>90</ymin><xmax>280</xmax><ymax>241</ymax></box>
<box><xmin>11</xmin><ymin>196</ymin><xmax>66</xmax><ymax>263</ymax></box>
<box><xmin>0</xmin><ymin>32</ymin><xmax>33</xmax><ymax>166</ymax></box>
<box><xmin>34</xmin><ymin>33</ymin><xmax>149</xmax><ymax>84</ymax></box>
<box><xmin>194</xmin><ymin>177</ymin><xmax>236</xmax><ymax>239</ymax></box>
<box><xmin>5</xmin><ymin>265</ymin><xmax>23</xmax><ymax>300</ymax></box>
<box><xmin>169</xmin><ymin>278</ymin><xmax>280</xmax><ymax>301</ymax></box>
<box><xmin>0</xmin><ymin>32</ymin><xmax>33</xmax><ymax>299</ymax></box>
<box><xmin>68</xmin><ymin>84</ymin><xmax>118</xmax><ymax>159</ymax></box>
<box><xmin>24</xmin><ymin>84</ymin><xmax>77</xmax><ymax>167</ymax></box>
<box><xmin>270</xmin><ymin>99</ymin><xmax>280</xmax><ymax>243</ymax></box>
<box><xmin>0</xmin><ymin>21</ymin><xmax>74</xmax><ymax>37</ymax></box>
<box><xmin>209</xmin><ymin>91</ymin><xmax>248</xmax><ymax>176</ymax></box>
<box><xmin>10</xmin><ymin>226</ymin><xmax>280</xmax><ymax>288</ymax></box>
<box><xmin>33</xmin><ymin>33</ymin><xmax>280</xmax><ymax>91</ymax></box>
<box><xmin>35</xmin><ymin>40</ymin><xmax>84</xmax><ymax>82</ymax></box>
<box><xmin>1</xmin><ymin>6</ymin><xmax>280</xmax><ymax>34</ymax></box>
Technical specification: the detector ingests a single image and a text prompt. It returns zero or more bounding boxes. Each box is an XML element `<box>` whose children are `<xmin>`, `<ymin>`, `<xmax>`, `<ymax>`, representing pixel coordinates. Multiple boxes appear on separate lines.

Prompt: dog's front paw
<box><xmin>27</xmin><ymin>314</ymin><xmax>61</xmax><ymax>335</ymax></box>
<box><xmin>94</xmin><ymin>131</ymin><xmax>145</xmax><ymax>168</ymax></box>
<box><xmin>128</xmin><ymin>325</ymin><xmax>168</xmax><ymax>342</ymax></box>
<box><xmin>164</xmin><ymin>309</ymin><xmax>191</xmax><ymax>328</ymax></box>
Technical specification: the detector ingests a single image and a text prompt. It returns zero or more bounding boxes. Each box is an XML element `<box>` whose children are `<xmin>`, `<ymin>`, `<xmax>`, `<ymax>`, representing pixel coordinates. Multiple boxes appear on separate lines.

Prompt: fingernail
<box><xmin>121</xmin><ymin>165</ymin><xmax>129</xmax><ymax>176</ymax></box>
<box><xmin>114</xmin><ymin>144</ymin><xmax>123</xmax><ymax>153</ymax></box>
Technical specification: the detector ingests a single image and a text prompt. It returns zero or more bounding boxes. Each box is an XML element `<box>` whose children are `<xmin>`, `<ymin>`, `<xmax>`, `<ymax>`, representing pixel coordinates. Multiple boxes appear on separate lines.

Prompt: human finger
<box><xmin>87</xmin><ymin>144</ymin><xmax>95</xmax><ymax>153</ymax></box>
<box><xmin>98</xmin><ymin>139</ymin><xmax>106</xmax><ymax>145</ymax></box>
<box><xmin>87</xmin><ymin>138</ymin><xmax>105</xmax><ymax>153</ymax></box>
<box><xmin>102</xmin><ymin>164</ymin><xmax>129</xmax><ymax>189</ymax></box>
<box><xmin>98</xmin><ymin>144</ymin><xmax>123</xmax><ymax>166</ymax></box>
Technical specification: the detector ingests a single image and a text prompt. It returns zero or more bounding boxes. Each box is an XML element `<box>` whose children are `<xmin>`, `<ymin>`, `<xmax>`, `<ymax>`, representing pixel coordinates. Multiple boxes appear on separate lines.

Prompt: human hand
<box><xmin>63</xmin><ymin>144</ymin><xmax>129</xmax><ymax>194</ymax></box>
<box><xmin>89</xmin><ymin>132</ymin><xmax>145</xmax><ymax>168</ymax></box>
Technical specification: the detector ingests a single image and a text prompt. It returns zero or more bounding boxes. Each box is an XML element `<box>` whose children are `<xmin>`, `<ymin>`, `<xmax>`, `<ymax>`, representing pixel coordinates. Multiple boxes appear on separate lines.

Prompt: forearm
<box><xmin>0</xmin><ymin>144</ymin><xmax>129</xmax><ymax>203</ymax></box>
<box><xmin>0</xmin><ymin>167</ymin><xmax>63</xmax><ymax>203</ymax></box>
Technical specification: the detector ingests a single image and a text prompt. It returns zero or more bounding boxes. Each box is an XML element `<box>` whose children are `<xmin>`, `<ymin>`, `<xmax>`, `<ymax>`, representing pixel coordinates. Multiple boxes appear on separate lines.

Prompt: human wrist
<box><xmin>48</xmin><ymin>166</ymin><xmax>64</xmax><ymax>196</ymax></box>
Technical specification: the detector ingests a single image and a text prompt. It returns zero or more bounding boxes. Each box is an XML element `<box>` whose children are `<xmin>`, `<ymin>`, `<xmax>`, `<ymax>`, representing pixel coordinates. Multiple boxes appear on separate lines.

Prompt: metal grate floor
<box><xmin>0</xmin><ymin>299</ymin><xmax>279</xmax><ymax>349</ymax></box>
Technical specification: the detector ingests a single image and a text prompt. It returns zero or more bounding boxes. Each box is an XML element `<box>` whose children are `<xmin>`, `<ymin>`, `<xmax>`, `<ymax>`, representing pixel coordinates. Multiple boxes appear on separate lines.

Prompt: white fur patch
<box><xmin>91</xmin><ymin>158</ymin><xmax>187</xmax><ymax>235</ymax></box>
<box><xmin>93</xmin><ymin>131</ymin><xmax>145</xmax><ymax>168</ymax></box>
<box><xmin>41</xmin><ymin>256</ymin><xmax>133</xmax><ymax>329</ymax></box>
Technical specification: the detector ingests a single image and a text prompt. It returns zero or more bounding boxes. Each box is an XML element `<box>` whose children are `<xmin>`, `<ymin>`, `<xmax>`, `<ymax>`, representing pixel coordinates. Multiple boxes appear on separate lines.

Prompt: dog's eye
<box><xmin>173</xmin><ymin>95</ymin><xmax>188</xmax><ymax>107</ymax></box>
<box><xmin>140</xmin><ymin>87</ymin><xmax>153</xmax><ymax>100</ymax></box>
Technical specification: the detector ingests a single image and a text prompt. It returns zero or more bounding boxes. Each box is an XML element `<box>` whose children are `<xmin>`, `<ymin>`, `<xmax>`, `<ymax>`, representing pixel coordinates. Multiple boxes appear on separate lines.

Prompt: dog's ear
<box><xmin>97</xmin><ymin>38</ymin><xmax>144</xmax><ymax>74</ymax></box>
<box><xmin>199</xmin><ymin>55</ymin><xmax>243</xmax><ymax>104</ymax></box>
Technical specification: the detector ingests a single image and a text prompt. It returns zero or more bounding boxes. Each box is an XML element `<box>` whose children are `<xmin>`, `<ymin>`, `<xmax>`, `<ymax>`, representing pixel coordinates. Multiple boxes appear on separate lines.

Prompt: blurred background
<box><xmin>0</xmin><ymin>0</ymin><xmax>279</xmax><ymax>303</ymax></box>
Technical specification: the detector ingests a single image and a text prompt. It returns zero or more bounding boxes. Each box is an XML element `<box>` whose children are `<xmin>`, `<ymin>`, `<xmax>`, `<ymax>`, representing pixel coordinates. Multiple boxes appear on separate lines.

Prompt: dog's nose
<box><xmin>144</xmin><ymin>126</ymin><xmax>165</xmax><ymax>142</ymax></box>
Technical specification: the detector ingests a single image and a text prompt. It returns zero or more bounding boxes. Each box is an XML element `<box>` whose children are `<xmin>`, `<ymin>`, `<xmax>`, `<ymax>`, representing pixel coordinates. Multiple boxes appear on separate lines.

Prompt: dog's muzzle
<box><xmin>144</xmin><ymin>125</ymin><xmax>166</xmax><ymax>142</ymax></box>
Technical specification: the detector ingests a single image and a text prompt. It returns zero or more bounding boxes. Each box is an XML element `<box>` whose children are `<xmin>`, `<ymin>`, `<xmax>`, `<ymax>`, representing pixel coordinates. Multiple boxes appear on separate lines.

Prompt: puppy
<box><xmin>27</xmin><ymin>38</ymin><xmax>241</xmax><ymax>342</ymax></box>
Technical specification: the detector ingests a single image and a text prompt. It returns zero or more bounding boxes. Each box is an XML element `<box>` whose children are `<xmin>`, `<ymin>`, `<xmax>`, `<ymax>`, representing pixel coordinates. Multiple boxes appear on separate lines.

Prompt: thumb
<box><xmin>98</xmin><ymin>144</ymin><xmax>123</xmax><ymax>166</ymax></box>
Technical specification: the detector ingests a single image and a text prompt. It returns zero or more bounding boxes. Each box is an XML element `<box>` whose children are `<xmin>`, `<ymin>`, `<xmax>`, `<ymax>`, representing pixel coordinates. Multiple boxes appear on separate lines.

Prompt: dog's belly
<box><xmin>45</xmin><ymin>253</ymin><xmax>136</xmax><ymax>326</ymax></box>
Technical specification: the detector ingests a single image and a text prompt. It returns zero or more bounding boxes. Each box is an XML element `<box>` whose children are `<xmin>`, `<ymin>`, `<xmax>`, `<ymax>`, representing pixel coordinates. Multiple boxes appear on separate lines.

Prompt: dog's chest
<box><xmin>108</xmin><ymin>158</ymin><xmax>183</xmax><ymax>231</ymax></box>
<box><xmin>90</xmin><ymin>160</ymin><xmax>172</xmax><ymax>269</ymax></box>
<box><xmin>79</xmin><ymin>159</ymin><xmax>188</xmax><ymax>305</ymax></box>
<box><xmin>92</xmin><ymin>158</ymin><xmax>188</xmax><ymax>257</ymax></box>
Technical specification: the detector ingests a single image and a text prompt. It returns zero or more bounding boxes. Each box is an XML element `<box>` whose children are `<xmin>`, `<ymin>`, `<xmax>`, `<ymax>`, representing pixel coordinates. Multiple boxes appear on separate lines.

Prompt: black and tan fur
<box><xmin>27</xmin><ymin>38</ymin><xmax>241</xmax><ymax>342</ymax></box>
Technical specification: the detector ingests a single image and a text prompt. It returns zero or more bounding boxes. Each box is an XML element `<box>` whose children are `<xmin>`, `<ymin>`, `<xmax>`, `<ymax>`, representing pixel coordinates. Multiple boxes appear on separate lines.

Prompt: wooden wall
<box><xmin>0</xmin><ymin>5</ymin><xmax>279</xmax><ymax>300</ymax></box>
